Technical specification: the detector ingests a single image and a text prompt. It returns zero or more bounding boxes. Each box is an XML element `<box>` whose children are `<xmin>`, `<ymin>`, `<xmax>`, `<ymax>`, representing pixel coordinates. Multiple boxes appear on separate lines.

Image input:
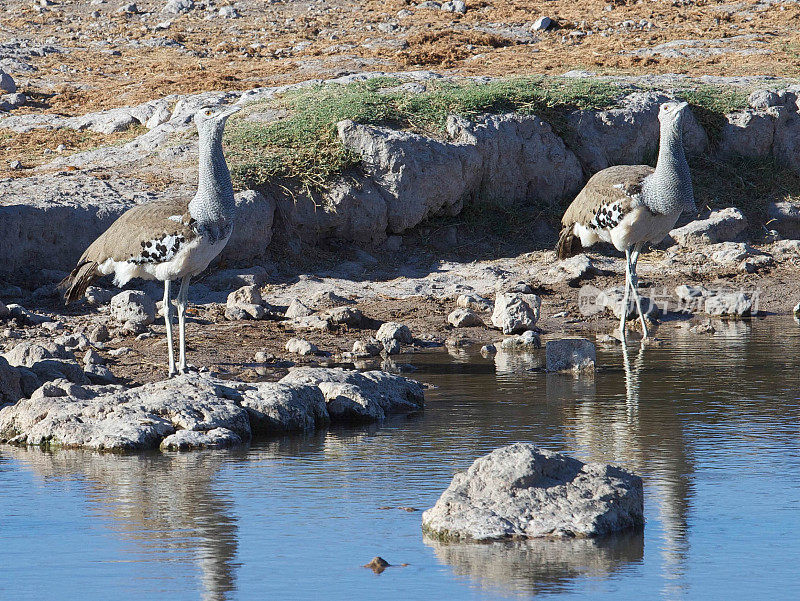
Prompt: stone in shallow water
<box><xmin>546</xmin><ymin>339</ymin><xmax>596</xmax><ymax>372</ymax></box>
<box><xmin>160</xmin><ymin>427</ymin><xmax>242</xmax><ymax>451</ymax></box>
<box><xmin>422</xmin><ymin>443</ymin><xmax>643</xmax><ymax>541</ymax></box>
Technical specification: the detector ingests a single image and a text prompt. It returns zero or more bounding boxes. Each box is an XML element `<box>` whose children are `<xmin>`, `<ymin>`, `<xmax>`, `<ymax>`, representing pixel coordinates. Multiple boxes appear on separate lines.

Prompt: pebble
<box><xmin>531</xmin><ymin>16</ymin><xmax>553</xmax><ymax>31</ymax></box>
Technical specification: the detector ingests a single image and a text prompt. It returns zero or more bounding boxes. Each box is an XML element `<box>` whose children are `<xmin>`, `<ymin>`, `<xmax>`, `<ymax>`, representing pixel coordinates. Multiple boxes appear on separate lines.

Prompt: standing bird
<box><xmin>61</xmin><ymin>104</ymin><xmax>241</xmax><ymax>376</ymax></box>
<box><xmin>556</xmin><ymin>101</ymin><xmax>695</xmax><ymax>338</ymax></box>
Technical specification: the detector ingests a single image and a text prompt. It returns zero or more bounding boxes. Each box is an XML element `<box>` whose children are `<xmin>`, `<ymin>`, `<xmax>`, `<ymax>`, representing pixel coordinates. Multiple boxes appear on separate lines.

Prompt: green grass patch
<box><xmin>680</xmin><ymin>85</ymin><xmax>749</xmax><ymax>146</ymax></box>
<box><xmin>225</xmin><ymin>76</ymin><xmax>628</xmax><ymax>193</ymax></box>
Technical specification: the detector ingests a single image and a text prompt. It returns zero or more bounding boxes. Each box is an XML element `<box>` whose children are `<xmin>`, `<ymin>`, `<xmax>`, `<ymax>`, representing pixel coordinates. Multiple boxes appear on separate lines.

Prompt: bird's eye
<box><xmin>205</xmin><ymin>110</ymin><xmax>212</xmax><ymax>116</ymax></box>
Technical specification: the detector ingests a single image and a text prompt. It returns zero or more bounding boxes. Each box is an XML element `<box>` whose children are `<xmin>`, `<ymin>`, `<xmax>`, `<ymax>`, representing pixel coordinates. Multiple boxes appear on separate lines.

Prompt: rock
<box><xmin>376</xmin><ymin>321</ymin><xmax>413</xmax><ymax>347</ymax></box>
<box><xmin>0</xmin><ymin>69</ymin><xmax>16</xmax><ymax>93</ymax></box>
<box><xmin>480</xmin><ymin>344</ymin><xmax>497</xmax><ymax>355</ymax></box>
<box><xmin>448</xmin><ymin>308</ymin><xmax>483</xmax><ymax>328</ymax></box>
<box><xmin>55</xmin><ymin>333</ymin><xmax>90</xmax><ymax>351</ymax></box>
<box><xmin>441</xmin><ymin>0</ymin><xmax>466</xmax><ymax>13</ymax></box>
<box><xmin>280</xmin><ymin>367</ymin><xmax>424</xmax><ymax>416</ymax></box>
<box><xmin>237</xmin><ymin>382</ymin><xmax>328</xmax><ymax>434</ymax></box>
<box><xmin>704</xmin><ymin>292</ymin><xmax>756</xmax><ymax>318</ymax></box>
<box><xmin>285</xmin><ymin>298</ymin><xmax>312</xmax><ymax>318</ymax></box>
<box><xmin>422</xmin><ymin>443</ymin><xmax>643</xmax><ymax>541</ymax></box>
<box><xmin>204</xmin><ymin>266</ymin><xmax>269</xmax><ymax>291</ymax></box>
<box><xmin>418</xmin><ymin>1</ymin><xmax>441</xmax><ymax>8</ymax></box>
<box><xmin>110</xmin><ymin>290</ymin><xmax>156</xmax><ymax>328</ymax></box>
<box><xmin>596</xmin><ymin>287</ymin><xmax>657</xmax><ymax>320</ymax></box>
<box><xmin>219</xmin><ymin>190</ymin><xmax>276</xmax><ymax>264</ymax></box>
<box><xmin>6</xmin><ymin>304</ymin><xmax>50</xmax><ymax>325</ymax></box>
<box><xmin>767</xmin><ymin>201</ymin><xmax>800</xmax><ymax>239</ymax></box>
<box><xmin>318</xmin><ymin>382</ymin><xmax>385</xmax><ymax>422</ymax></box>
<box><xmin>308</xmin><ymin>290</ymin><xmax>354</xmax><ymax>310</ymax></box>
<box><xmin>352</xmin><ymin>338</ymin><xmax>382</xmax><ymax>357</ymax></box>
<box><xmin>89</xmin><ymin>324</ymin><xmax>110</xmax><ymax>343</ymax></box>
<box><xmin>491</xmin><ymin>292</ymin><xmax>541</xmax><ymax>334</ymax></box>
<box><xmin>218</xmin><ymin>5</ymin><xmax>240</xmax><ymax>17</ymax></box>
<box><xmin>447</xmin><ymin>114</ymin><xmax>583</xmax><ymax>209</ymax></box>
<box><xmin>544</xmin><ymin>254</ymin><xmax>595</xmax><ymax>285</ymax></box>
<box><xmin>226</xmin><ymin>285</ymin><xmax>265</xmax><ymax>320</ymax></box>
<box><xmin>30</xmin><ymin>359</ymin><xmax>90</xmax><ymax>385</ymax></box>
<box><xmin>162</xmin><ymin>0</ymin><xmax>193</xmax><ymax>14</ymax></box>
<box><xmin>0</xmin><ymin>374</ymin><xmax>253</xmax><ymax>451</ymax></box>
<box><xmin>324</xmin><ymin>306</ymin><xmax>365</xmax><ymax>327</ymax></box>
<box><xmin>285</xmin><ymin>338</ymin><xmax>318</xmax><ymax>356</ymax></box>
<box><xmin>2</xmin><ymin>340</ymin><xmax>71</xmax><ymax>368</ymax></box>
<box><xmin>383</xmin><ymin>338</ymin><xmax>402</xmax><ymax>355</ymax></box>
<box><xmin>709</xmin><ymin>241</ymin><xmax>753</xmax><ymax>266</ymax></box>
<box><xmin>83</xmin><ymin>349</ymin><xmax>105</xmax><ymax>366</ymax></box>
<box><xmin>456</xmin><ymin>293</ymin><xmax>492</xmax><ymax>312</ymax></box>
<box><xmin>85</xmin><ymin>286</ymin><xmax>114</xmax><ymax>305</ymax></box>
<box><xmin>160</xmin><ymin>427</ymin><xmax>242</xmax><ymax>451</ymax></box>
<box><xmin>363</xmin><ymin>557</ymin><xmax>391</xmax><ymax>574</ymax></box>
<box><xmin>669</xmin><ymin>208</ymin><xmax>747</xmax><ymax>245</ymax></box>
<box><xmin>0</xmin><ymin>300</ymin><xmax>8</xmax><ymax>318</ymax></box>
<box><xmin>84</xmin><ymin>364</ymin><xmax>116</xmax><ymax>384</ymax></box>
<box><xmin>740</xmin><ymin>254</ymin><xmax>773</xmax><ymax>273</ymax></box>
<box><xmin>117</xmin><ymin>2</ymin><xmax>139</xmax><ymax>13</ymax></box>
<box><xmin>531</xmin><ymin>16</ymin><xmax>552</xmax><ymax>31</ymax></box>
<box><xmin>546</xmin><ymin>339</ymin><xmax>596</xmax><ymax>372</ymax></box>
<box><xmin>290</xmin><ymin>314</ymin><xmax>332</xmax><ymax>331</ymax></box>
<box><xmin>674</xmin><ymin>284</ymin><xmax>715</xmax><ymax>312</ymax></box>
<box><xmin>0</xmin><ymin>356</ymin><xmax>22</xmax><ymax>406</ymax></box>
<box><xmin>500</xmin><ymin>330</ymin><xmax>541</xmax><ymax>350</ymax></box>
<box><xmin>566</xmin><ymin>92</ymin><xmax>707</xmax><ymax>173</ymax></box>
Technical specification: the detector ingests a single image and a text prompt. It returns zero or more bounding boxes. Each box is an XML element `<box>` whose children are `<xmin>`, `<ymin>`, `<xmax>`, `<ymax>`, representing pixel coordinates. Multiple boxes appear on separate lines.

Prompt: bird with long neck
<box><xmin>61</xmin><ymin>104</ymin><xmax>241</xmax><ymax>376</ymax></box>
<box><xmin>556</xmin><ymin>101</ymin><xmax>696</xmax><ymax>339</ymax></box>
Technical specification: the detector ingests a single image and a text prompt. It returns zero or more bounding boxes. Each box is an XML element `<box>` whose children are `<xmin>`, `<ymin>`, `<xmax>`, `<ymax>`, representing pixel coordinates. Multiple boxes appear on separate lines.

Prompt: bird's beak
<box><xmin>222</xmin><ymin>105</ymin><xmax>242</xmax><ymax>118</ymax></box>
<box><xmin>677</xmin><ymin>101</ymin><xmax>689</xmax><ymax>111</ymax></box>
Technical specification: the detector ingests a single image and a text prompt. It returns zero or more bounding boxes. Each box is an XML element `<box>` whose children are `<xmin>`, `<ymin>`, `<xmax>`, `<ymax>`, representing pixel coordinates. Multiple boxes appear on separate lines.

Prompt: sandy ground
<box><xmin>3</xmin><ymin>0</ymin><xmax>800</xmax><ymax>118</ymax></box>
<box><xmin>3</xmin><ymin>240</ymin><xmax>798</xmax><ymax>386</ymax></box>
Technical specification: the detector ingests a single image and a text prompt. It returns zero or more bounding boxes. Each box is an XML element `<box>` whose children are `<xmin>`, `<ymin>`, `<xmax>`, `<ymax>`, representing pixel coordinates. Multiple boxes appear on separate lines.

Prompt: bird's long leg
<box><xmin>620</xmin><ymin>248</ymin><xmax>632</xmax><ymax>339</ymax></box>
<box><xmin>163</xmin><ymin>279</ymin><xmax>176</xmax><ymax>377</ymax></box>
<box><xmin>629</xmin><ymin>241</ymin><xmax>650</xmax><ymax>338</ymax></box>
<box><xmin>176</xmin><ymin>275</ymin><xmax>191</xmax><ymax>373</ymax></box>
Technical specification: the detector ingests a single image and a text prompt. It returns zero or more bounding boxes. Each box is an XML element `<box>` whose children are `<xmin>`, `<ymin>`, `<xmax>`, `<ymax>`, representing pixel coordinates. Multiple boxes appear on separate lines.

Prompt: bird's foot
<box><xmin>177</xmin><ymin>364</ymin><xmax>199</xmax><ymax>375</ymax></box>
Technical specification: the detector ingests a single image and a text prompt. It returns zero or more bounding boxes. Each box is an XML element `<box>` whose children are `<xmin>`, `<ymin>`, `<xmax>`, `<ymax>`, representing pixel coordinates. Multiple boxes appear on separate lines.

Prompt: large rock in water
<box><xmin>422</xmin><ymin>443</ymin><xmax>643</xmax><ymax>541</ymax></box>
<box><xmin>0</xmin><ymin>368</ymin><xmax>424</xmax><ymax>451</ymax></box>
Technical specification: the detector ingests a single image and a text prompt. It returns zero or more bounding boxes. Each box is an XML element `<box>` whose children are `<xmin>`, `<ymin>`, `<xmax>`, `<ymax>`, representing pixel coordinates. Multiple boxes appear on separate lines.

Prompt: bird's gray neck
<box><xmin>643</xmin><ymin>121</ymin><xmax>695</xmax><ymax>215</ymax></box>
<box><xmin>189</xmin><ymin>124</ymin><xmax>235</xmax><ymax>241</ymax></box>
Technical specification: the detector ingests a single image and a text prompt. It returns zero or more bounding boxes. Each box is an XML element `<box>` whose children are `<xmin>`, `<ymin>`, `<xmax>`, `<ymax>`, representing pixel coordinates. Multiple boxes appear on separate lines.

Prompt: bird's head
<box><xmin>194</xmin><ymin>104</ymin><xmax>241</xmax><ymax>135</ymax></box>
<box><xmin>658</xmin><ymin>101</ymin><xmax>689</xmax><ymax>129</ymax></box>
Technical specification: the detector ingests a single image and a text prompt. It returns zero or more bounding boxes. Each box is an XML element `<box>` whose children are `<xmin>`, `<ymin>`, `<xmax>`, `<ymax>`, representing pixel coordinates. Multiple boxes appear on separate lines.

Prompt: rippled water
<box><xmin>3</xmin><ymin>319</ymin><xmax>800</xmax><ymax>600</ymax></box>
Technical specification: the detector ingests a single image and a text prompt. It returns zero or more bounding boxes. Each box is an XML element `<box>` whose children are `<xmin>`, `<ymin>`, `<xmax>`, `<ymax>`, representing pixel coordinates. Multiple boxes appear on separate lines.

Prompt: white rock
<box><xmin>285</xmin><ymin>298</ymin><xmax>312</xmax><ymax>318</ymax></box>
<box><xmin>531</xmin><ymin>16</ymin><xmax>552</xmax><ymax>31</ymax></box>
<box><xmin>456</xmin><ymin>293</ymin><xmax>492</xmax><ymax>311</ymax></box>
<box><xmin>704</xmin><ymin>292</ymin><xmax>756</xmax><ymax>317</ymax></box>
<box><xmin>110</xmin><ymin>290</ymin><xmax>156</xmax><ymax>327</ymax></box>
<box><xmin>670</xmin><ymin>208</ymin><xmax>747</xmax><ymax>245</ymax></box>
<box><xmin>448</xmin><ymin>308</ymin><xmax>483</xmax><ymax>328</ymax></box>
<box><xmin>285</xmin><ymin>338</ymin><xmax>317</xmax><ymax>356</ymax></box>
<box><xmin>491</xmin><ymin>292</ymin><xmax>541</xmax><ymax>334</ymax></box>
<box><xmin>422</xmin><ymin>443</ymin><xmax>643</xmax><ymax>541</ymax></box>
<box><xmin>500</xmin><ymin>330</ymin><xmax>541</xmax><ymax>349</ymax></box>
<box><xmin>0</xmin><ymin>69</ymin><xmax>16</xmax><ymax>93</ymax></box>
<box><xmin>352</xmin><ymin>338</ymin><xmax>382</xmax><ymax>357</ymax></box>
<box><xmin>162</xmin><ymin>0</ymin><xmax>193</xmax><ymax>14</ymax></box>
<box><xmin>160</xmin><ymin>427</ymin><xmax>242</xmax><ymax>450</ymax></box>
<box><xmin>376</xmin><ymin>321</ymin><xmax>413</xmax><ymax>346</ymax></box>
<box><xmin>225</xmin><ymin>285</ymin><xmax>265</xmax><ymax>320</ymax></box>
<box><xmin>546</xmin><ymin>338</ymin><xmax>596</xmax><ymax>372</ymax></box>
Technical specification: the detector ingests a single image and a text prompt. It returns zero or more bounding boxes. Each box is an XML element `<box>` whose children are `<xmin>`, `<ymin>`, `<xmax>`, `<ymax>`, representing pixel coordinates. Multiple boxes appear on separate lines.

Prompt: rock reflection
<box><xmin>425</xmin><ymin>532</ymin><xmax>644</xmax><ymax>597</ymax></box>
<box><xmin>493</xmin><ymin>349</ymin><xmax>543</xmax><ymax>375</ymax></box>
<box><xmin>7</xmin><ymin>447</ymin><xmax>241</xmax><ymax>601</ymax></box>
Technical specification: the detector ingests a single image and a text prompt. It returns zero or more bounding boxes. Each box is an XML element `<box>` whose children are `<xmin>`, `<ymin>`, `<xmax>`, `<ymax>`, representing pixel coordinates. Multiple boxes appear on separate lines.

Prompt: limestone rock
<box><xmin>669</xmin><ymin>208</ymin><xmax>747</xmax><ymax>245</ymax></box>
<box><xmin>767</xmin><ymin>201</ymin><xmax>800</xmax><ymax>239</ymax></box>
<box><xmin>376</xmin><ymin>321</ymin><xmax>413</xmax><ymax>347</ymax></box>
<box><xmin>285</xmin><ymin>338</ymin><xmax>318</xmax><ymax>356</ymax></box>
<box><xmin>226</xmin><ymin>285</ymin><xmax>265</xmax><ymax>320</ymax></box>
<box><xmin>280</xmin><ymin>367</ymin><xmax>424</xmax><ymax>416</ymax></box>
<box><xmin>499</xmin><ymin>330</ymin><xmax>541</xmax><ymax>350</ymax></box>
<box><xmin>238</xmin><ymin>382</ymin><xmax>328</xmax><ymax>434</ymax></box>
<box><xmin>456</xmin><ymin>293</ymin><xmax>492</xmax><ymax>312</ymax></box>
<box><xmin>219</xmin><ymin>190</ymin><xmax>276</xmax><ymax>264</ymax></box>
<box><xmin>324</xmin><ymin>306</ymin><xmax>365</xmax><ymax>327</ymax></box>
<box><xmin>0</xmin><ymin>356</ymin><xmax>22</xmax><ymax>406</ymax></box>
<box><xmin>2</xmin><ymin>340</ymin><xmax>72</xmax><ymax>368</ymax></box>
<box><xmin>704</xmin><ymin>292</ymin><xmax>756</xmax><ymax>317</ymax></box>
<box><xmin>110</xmin><ymin>290</ymin><xmax>156</xmax><ymax>328</ymax></box>
<box><xmin>544</xmin><ymin>254</ymin><xmax>595</xmax><ymax>285</ymax></box>
<box><xmin>546</xmin><ymin>338</ymin><xmax>596</xmax><ymax>372</ymax></box>
<box><xmin>491</xmin><ymin>292</ymin><xmax>541</xmax><ymax>334</ymax></box>
<box><xmin>160</xmin><ymin>427</ymin><xmax>242</xmax><ymax>451</ymax></box>
<box><xmin>318</xmin><ymin>381</ymin><xmax>385</xmax><ymax>422</ymax></box>
<box><xmin>285</xmin><ymin>298</ymin><xmax>312</xmax><ymax>318</ymax></box>
<box><xmin>422</xmin><ymin>443</ymin><xmax>643</xmax><ymax>541</ymax></box>
<box><xmin>352</xmin><ymin>338</ymin><xmax>382</xmax><ymax>357</ymax></box>
<box><xmin>448</xmin><ymin>308</ymin><xmax>483</xmax><ymax>328</ymax></box>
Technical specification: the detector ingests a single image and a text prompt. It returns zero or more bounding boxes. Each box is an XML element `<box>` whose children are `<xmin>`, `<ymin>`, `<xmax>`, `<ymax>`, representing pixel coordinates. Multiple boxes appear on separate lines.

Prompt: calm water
<box><xmin>3</xmin><ymin>320</ymin><xmax>800</xmax><ymax>600</ymax></box>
